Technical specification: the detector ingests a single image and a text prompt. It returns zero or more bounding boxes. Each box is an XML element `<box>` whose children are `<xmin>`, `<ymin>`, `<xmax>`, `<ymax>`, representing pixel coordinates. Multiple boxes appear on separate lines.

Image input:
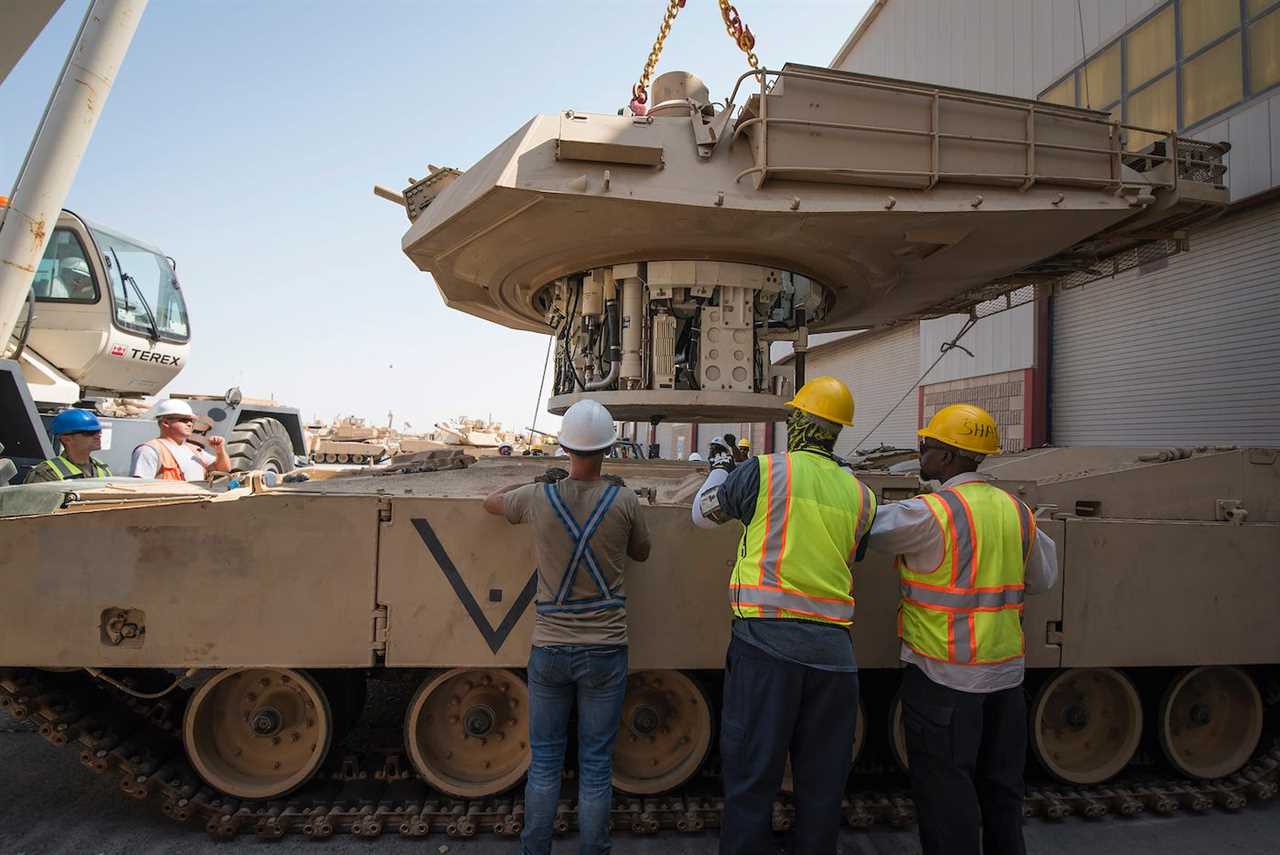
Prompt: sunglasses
<box><xmin>64</xmin><ymin>430</ymin><xmax>102</xmax><ymax>438</ymax></box>
<box><xmin>163</xmin><ymin>416</ymin><xmax>196</xmax><ymax>424</ymax></box>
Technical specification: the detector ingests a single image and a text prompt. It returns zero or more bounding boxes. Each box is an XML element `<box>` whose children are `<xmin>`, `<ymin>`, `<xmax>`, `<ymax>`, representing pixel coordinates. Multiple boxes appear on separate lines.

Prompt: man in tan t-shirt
<box><xmin>483</xmin><ymin>399</ymin><xmax>649</xmax><ymax>855</ymax></box>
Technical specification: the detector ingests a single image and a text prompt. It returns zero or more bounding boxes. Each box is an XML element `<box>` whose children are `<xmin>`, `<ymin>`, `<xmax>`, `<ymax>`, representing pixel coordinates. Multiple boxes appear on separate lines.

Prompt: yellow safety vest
<box><xmin>897</xmin><ymin>481</ymin><xmax>1036</xmax><ymax>665</ymax></box>
<box><xmin>729</xmin><ymin>451</ymin><xmax>877</xmax><ymax>626</ymax></box>
<box><xmin>35</xmin><ymin>455</ymin><xmax>111</xmax><ymax>480</ymax></box>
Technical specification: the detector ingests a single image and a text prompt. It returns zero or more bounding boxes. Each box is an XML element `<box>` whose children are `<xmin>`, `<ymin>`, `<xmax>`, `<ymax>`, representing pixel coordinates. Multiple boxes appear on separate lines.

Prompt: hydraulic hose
<box><xmin>585</xmin><ymin>299</ymin><xmax>621</xmax><ymax>391</ymax></box>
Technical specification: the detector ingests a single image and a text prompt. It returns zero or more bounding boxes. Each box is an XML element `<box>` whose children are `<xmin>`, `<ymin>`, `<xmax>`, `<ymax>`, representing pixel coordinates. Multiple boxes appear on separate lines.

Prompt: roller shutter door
<box><xmin>1052</xmin><ymin>202</ymin><xmax>1280</xmax><ymax>446</ymax></box>
<box><xmin>804</xmin><ymin>324</ymin><xmax>922</xmax><ymax>456</ymax></box>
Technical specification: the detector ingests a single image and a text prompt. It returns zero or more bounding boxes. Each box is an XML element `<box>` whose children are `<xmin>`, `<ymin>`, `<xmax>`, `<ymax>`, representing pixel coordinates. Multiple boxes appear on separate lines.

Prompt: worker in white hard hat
<box><xmin>130</xmin><ymin>398</ymin><xmax>231</xmax><ymax>480</ymax></box>
<box><xmin>483</xmin><ymin>398</ymin><xmax>650</xmax><ymax>855</ymax></box>
<box><xmin>49</xmin><ymin>256</ymin><xmax>96</xmax><ymax>301</ymax></box>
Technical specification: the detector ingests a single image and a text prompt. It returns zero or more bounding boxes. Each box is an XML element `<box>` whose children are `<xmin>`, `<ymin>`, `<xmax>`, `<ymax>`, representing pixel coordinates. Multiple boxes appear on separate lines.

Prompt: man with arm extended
<box><xmin>867</xmin><ymin>403</ymin><xmax>1058</xmax><ymax>855</ymax></box>
<box><xmin>691</xmin><ymin>377</ymin><xmax>877</xmax><ymax>855</ymax></box>
<box><xmin>483</xmin><ymin>398</ymin><xmax>651</xmax><ymax>855</ymax></box>
<box><xmin>131</xmin><ymin>399</ymin><xmax>230</xmax><ymax>480</ymax></box>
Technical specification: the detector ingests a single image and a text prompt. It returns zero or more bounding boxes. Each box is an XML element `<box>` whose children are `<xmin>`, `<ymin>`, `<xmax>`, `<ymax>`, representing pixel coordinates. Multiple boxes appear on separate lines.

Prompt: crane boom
<box><xmin>0</xmin><ymin>0</ymin><xmax>148</xmax><ymax>344</ymax></box>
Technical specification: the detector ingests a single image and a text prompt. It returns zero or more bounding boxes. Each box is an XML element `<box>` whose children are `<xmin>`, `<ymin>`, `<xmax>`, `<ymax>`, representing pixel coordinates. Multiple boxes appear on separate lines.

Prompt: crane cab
<box><xmin>20</xmin><ymin>209</ymin><xmax>191</xmax><ymax>401</ymax></box>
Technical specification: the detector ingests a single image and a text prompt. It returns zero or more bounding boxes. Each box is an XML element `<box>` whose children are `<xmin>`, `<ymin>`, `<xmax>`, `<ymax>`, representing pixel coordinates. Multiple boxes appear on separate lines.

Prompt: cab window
<box><xmin>33</xmin><ymin>229</ymin><xmax>99</xmax><ymax>303</ymax></box>
<box><xmin>90</xmin><ymin>227</ymin><xmax>190</xmax><ymax>342</ymax></box>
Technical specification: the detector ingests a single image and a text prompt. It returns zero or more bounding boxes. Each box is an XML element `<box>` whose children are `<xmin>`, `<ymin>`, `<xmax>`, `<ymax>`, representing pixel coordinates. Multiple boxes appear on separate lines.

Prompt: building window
<box><xmin>1082</xmin><ymin>42</ymin><xmax>1121</xmax><ymax>109</ymax></box>
<box><xmin>1126</xmin><ymin>5</ymin><xmax>1175</xmax><ymax>90</ymax></box>
<box><xmin>1126</xmin><ymin>72</ymin><xmax>1178</xmax><ymax>151</ymax></box>
<box><xmin>1183</xmin><ymin>33</ymin><xmax>1243</xmax><ymax>125</ymax></box>
<box><xmin>1248</xmin><ymin>7</ymin><xmax>1280</xmax><ymax>91</ymax></box>
<box><xmin>1039</xmin><ymin>0</ymin><xmax>1280</xmax><ymax>141</ymax></box>
<box><xmin>1042</xmin><ymin>74</ymin><xmax>1076</xmax><ymax>106</ymax></box>
<box><xmin>1181</xmin><ymin>0</ymin><xmax>1240</xmax><ymax>55</ymax></box>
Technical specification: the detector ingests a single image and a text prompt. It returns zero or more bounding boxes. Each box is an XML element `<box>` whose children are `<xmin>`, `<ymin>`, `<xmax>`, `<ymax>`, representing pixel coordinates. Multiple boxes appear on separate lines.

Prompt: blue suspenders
<box><xmin>537</xmin><ymin>482</ymin><xmax>626</xmax><ymax>615</ymax></box>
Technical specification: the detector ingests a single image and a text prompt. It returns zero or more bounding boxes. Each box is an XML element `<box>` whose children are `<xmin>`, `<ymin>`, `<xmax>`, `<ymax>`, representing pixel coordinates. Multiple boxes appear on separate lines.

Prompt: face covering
<box><xmin>786</xmin><ymin>409</ymin><xmax>838</xmax><ymax>456</ymax></box>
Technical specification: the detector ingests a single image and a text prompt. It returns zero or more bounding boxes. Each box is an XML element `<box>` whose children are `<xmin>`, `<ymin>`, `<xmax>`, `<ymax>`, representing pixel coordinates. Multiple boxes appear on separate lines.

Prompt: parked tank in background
<box><xmin>432</xmin><ymin>417</ymin><xmax>528</xmax><ymax>456</ymax></box>
<box><xmin>308</xmin><ymin>416</ymin><xmax>394</xmax><ymax>465</ymax></box>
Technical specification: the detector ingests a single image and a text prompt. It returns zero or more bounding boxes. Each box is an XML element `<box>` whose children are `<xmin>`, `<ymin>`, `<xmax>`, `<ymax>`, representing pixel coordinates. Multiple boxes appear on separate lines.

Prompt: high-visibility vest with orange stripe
<box><xmin>897</xmin><ymin>481</ymin><xmax>1036</xmax><ymax>665</ymax></box>
<box><xmin>729</xmin><ymin>451</ymin><xmax>877</xmax><ymax>627</ymax></box>
<box><xmin>137</xmin><ymin>439</ymin><xmax>189</xmax><ymax>481</ymax></box>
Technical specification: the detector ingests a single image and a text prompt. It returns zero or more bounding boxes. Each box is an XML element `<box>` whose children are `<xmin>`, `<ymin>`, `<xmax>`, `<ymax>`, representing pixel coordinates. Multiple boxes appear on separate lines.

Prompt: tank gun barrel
<box><xmin>372</xmin><ymin>184</ymin><xmax>406</xmax><ymax>206</ymax></box>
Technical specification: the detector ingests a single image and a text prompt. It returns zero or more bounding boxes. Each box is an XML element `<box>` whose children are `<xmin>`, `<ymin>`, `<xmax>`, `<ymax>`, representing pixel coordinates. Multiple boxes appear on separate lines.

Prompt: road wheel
<box><xmin>1159</xmin><ymin>666</ymin><xmax>1263</xmax><ymax>780</ymax></box>
<box><xmin>183</xmin><ymin>668</ymin><xmax>332</xmax><ymax>800</ymax></box>
<box><xmin>226</xmin><ymin>417</ymin><xmax>295</xmax><ymax>473</ymax></box>
<box><xmin>404</xmin><ymin>668</ymin><xmax>531</xmax><ymax>797</ymax></box>
<box><xmin>612</xmin><ymin>670</ymin><xmax>713</xmax><ymax>794</ymax></box>
<box><xmin>1031</xmin><ymin>668</ymin><xmax>1142</xmax><ymax>784</ymax></box>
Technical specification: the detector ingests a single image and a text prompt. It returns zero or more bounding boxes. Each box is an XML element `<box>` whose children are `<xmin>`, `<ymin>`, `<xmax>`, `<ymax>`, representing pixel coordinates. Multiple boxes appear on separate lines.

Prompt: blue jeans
<box><xmin>522</xmin><ymin>644</ymin><xmax>628</xmax><ymax>855</ymax></box>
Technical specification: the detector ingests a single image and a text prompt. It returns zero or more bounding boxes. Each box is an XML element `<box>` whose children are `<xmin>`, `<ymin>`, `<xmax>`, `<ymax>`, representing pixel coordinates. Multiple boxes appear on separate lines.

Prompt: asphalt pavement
<box><xmin>0</xmin><ymin>726</ymin><xmax>1276</xmax><ymax>855</ymax></box>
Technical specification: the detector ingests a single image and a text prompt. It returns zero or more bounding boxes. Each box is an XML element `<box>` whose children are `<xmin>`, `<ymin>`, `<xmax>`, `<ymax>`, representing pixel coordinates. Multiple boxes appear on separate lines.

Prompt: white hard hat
<box><xmin>152</xmin><ymin>398</ymin><xmax>195</xmax><ymax>419</ymax></box>
<box><xmin>62</xmin><ymin>257</ymin><xmax>91</xmax><ymax>280</ymax></box>
<box><xmin>687</xmin><ymin>452</ymin><xmax>704</xmax><ymax>462</ymax></box>
<box><xmin>558</xmin><ymin>399</ymin><xmax>617</xmax><ymax>453</ymax></box>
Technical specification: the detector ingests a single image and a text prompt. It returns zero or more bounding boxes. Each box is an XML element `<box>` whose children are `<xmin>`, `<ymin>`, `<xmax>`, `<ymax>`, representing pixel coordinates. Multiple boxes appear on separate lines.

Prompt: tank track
<box><xmin>2</xmin><ymin>668</ymin><xmax>1277</xmax><ymax>841</ymax></box>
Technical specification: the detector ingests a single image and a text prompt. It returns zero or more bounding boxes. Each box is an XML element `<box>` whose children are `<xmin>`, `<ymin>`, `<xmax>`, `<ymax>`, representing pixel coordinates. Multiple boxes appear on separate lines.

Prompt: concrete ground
<box><xmin>0</xmin><ymin>728</ymin><xmax>1276</xmax><ymax>854</ymax></box>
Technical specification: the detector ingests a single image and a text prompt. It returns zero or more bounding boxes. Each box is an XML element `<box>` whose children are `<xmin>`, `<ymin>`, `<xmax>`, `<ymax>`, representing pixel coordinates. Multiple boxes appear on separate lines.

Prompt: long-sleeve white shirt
<box><xmin>868</xmin><ymin>471</ymin><xmax>1058</xmax><ymax>693</ymax></box>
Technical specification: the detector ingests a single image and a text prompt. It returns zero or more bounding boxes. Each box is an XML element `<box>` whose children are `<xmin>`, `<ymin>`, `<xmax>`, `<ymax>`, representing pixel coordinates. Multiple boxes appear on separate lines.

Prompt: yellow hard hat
<box><xmin>737</xmin><ymin>437</ymin><xmax>751</xmax><ymax>449</ymax></box>
<box><xmin>917</xmin><ymin>403</ymin><xmax>1000</xmax><ymax>455</ymax></box>
<box><xmin>785</xmin><ymin>376</ymin><xmax>854</xmax><ymax>427</ymax></box>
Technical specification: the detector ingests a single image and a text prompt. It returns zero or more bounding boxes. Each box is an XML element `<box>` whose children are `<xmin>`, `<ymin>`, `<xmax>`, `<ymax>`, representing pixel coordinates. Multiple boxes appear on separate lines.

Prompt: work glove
<box><xmin>707</xmin><ymin>436</ymin><xmax>735</xmax><ymax>473</ymax></box>
<box><xmin>534</xmin><ymin>467</ymin><xmax>569</xmax><ymax>484</ymax></box>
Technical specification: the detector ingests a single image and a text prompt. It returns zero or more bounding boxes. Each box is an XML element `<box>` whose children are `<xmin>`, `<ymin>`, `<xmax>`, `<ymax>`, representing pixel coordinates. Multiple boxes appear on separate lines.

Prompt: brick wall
<box><xmin>919</xmin><ymin>369</ymin><xmax>1029</xmax><ymax>452</ymax></box>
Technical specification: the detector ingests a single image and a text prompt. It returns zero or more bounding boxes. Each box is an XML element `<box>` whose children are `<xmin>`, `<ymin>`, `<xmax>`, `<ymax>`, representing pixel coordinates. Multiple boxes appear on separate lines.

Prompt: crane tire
<box><xmin>226</xmin><ymin>417</ymin><xmax>295</xmax><ymax>474</ymax></box>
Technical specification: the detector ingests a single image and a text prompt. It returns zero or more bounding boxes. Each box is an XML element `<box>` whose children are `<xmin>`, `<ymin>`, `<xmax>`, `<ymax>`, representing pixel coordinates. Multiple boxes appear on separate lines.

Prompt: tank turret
<box><xmin>391</xmin><ymin>64</ymin><xmax>1227</xmax><ymax>422</ymax></box>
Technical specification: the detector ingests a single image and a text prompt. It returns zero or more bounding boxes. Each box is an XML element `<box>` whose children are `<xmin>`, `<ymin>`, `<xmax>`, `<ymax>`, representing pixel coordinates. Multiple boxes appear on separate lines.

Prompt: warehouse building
<box><xmin>630</xmin><ymin>0</ymin><xmax>1279</xmax><ymax>458</ymax></box>
<box><xmin>827</xmin><ymin>0</ymin><xmax>1280</xmax><ymax>449</ymax></box>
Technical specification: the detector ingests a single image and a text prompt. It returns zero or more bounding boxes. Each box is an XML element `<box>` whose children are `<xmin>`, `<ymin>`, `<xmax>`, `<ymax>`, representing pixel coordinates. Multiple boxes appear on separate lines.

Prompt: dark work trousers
<box><xmin>901</xmin><ymin>664</ymin><xmax>1027</xmax><ymax>855</ymax></box>
<box><xmin>719</xmin><ymin>635</ymin><xmax>860</xmax><ymax>855</ymax></box>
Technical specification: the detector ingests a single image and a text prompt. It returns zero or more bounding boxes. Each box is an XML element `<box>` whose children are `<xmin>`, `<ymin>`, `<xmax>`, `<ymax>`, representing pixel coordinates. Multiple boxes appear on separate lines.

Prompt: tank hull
<box><xmin>1</xmin><ymin>448</ymin><xmax>1276</xmax><ymax>835</ymax></box>
<box><xmin>3</xmin><ymin>452</ymin><xmax>1275</xmax><ymax>670</ymax></box>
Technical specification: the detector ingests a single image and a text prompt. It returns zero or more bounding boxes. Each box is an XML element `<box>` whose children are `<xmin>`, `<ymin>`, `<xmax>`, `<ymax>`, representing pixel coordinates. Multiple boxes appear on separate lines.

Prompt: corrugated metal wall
<box><xmin>919</xmin><ymin>304</ymin><xmax>1035</xmax><ymax>383</ymax></box>
<box><xmin>836</xmin><ymin>0</ymin><xmax>1164</xmax><ymax>98</ymax></box>
<box><xmin>1052</xmin><ymin>201</ymin><xmax>1280</xmax><ymax>446</ymax></box>
<box><xmin>804</xmin><ymin>324</ymin><xmax>922</xmax><ymax>455</ymax></box>
<box><xmin>836</xmin><ymin>0</ymin><xmax>1280</xmax><ymax>203</ymax></box>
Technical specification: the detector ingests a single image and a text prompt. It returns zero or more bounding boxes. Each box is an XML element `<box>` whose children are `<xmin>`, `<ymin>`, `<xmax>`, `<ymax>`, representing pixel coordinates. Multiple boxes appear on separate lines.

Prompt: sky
<box><xmin>1</xmin><ymin>0</ymin><xmax>871</xmax><ymax>434</ymax></box>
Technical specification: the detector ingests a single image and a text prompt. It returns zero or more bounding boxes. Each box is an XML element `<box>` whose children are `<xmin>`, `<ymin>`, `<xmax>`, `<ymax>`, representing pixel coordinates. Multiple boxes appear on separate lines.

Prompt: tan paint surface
<box><xmin>2</xmin><ymin>449</ymin><xmax>1275</xmax><ymax>672</ymax></box>
<box><xmin>1061</xmin><ymin>519</ymin><xmax>1280</xmax><ymax>667</ymax></box>
<box><xmin>0</xmin><ymin>494</ymin><xmax>378</xmax><ymax>668</ymax></box>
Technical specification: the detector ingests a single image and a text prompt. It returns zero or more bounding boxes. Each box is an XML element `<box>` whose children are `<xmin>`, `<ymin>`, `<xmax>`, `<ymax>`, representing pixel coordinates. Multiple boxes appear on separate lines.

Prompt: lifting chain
<box><xmin>630</xmin><ymin>0</ymin><xmax>762</xmax><ymax>115</ymax></box>
<box><xmin>717</xmin><ymin>0</ymin><xmax>759</xmax><ymax>69</ymax></box>
<box><xmin>632</xmin><ymin>0</ymin><xmax>687</xmax><ymax>113</ymax></box>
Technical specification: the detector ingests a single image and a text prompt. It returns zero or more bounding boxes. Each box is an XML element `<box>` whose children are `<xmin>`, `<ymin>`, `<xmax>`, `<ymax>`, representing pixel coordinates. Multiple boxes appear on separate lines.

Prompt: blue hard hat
<box><xmin>50</xmin><ymin>408</ymin><xmax>102</xmax><ymax>435</ymax></box>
